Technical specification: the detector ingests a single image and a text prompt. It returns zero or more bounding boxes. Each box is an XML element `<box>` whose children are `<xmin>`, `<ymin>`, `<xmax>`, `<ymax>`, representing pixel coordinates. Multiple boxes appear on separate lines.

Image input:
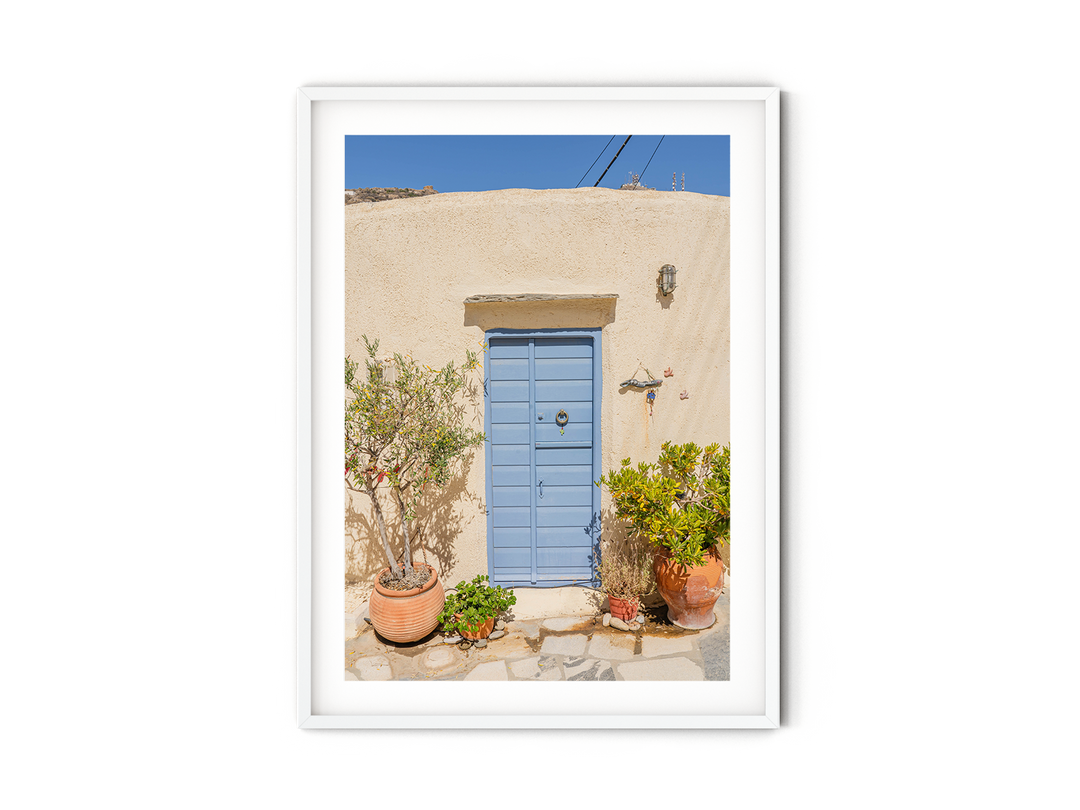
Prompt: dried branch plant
<box><xmin>597</xmin><ymin>536</ymin><xmax>655</xmax><ymax>601</ymax></box>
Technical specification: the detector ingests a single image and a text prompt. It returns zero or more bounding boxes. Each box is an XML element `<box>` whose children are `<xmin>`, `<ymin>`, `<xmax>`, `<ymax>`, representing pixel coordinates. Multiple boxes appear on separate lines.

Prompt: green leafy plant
<box><xmin>597</xmin><ymin>442</ymin><xmax>730</xmax><ymax>568</ymax></box>
<box><xmin>438</xmin><ymin>575</ymin><xmax>517</xmax><ymax>635</ymax></box>
<box><xmin>345</xmin><ymin>336</ymin><xmax>486</xmax><ymax>582</ymax></box>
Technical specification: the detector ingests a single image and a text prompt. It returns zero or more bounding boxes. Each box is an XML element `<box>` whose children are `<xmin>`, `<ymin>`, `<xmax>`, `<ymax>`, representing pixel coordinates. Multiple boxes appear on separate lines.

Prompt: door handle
<box><xmin>538</xmin><ymin>480</ymin><xmax>544</xmax><ymax>499</ymax></box>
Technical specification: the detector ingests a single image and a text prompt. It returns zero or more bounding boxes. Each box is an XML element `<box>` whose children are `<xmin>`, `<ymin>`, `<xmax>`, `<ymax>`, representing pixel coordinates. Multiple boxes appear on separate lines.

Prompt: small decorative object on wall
<box><xmin>664</xmin><ymin>367</ymin><xmax>674</xmax><ymax>377</ymax></box>
<box><xmin>621</xmin><ymin>361</ymin><xmax>663</xmax><ymax>390</ymax></box>
<box><xmin>646</xmin><ymin>389</ymin><xmax>657</xmax><ymax>415</ymax></box>
<box><xmin>658</xmin><ymin>263</ymin><xmax>678</xmax><ymax>296</ymax></box>
<box><xmin>680</xmin><ymin>390</ymin><xmax>689</xmax><ymax>399</ymax></box>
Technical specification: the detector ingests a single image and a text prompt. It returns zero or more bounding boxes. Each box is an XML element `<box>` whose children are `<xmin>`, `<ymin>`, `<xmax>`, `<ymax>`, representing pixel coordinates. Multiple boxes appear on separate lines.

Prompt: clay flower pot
<box><xmin>653</xmin><ymin>547</ymin><xmax>725</xmax><ymax>630</ymax></box>
<box><xmin>368</xmin><ymin>563</ymin><xmax>445</xmax><ymax>643</ymax></box>
<box><xmin>607</xmin><ymin>595</ymin><xmax>640</xmax><ymax>623</ymax></box>
<box><xmin>455</xmin><ymin>614</ymin><xmax>495</xmax><ymax>641</ymax></box>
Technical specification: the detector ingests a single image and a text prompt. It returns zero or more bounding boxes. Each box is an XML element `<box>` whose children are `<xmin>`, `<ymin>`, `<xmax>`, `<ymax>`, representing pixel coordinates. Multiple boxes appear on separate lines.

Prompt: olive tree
<box><xmin>345</xmin><ymin>336</ymin><xmax>485</xmax><ymax>582</ymax></box>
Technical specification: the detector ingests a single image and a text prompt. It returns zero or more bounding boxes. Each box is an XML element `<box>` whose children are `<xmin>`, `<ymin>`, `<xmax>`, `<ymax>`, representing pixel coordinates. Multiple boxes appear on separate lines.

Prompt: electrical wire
<box><xmin>593</xmin><ymin>136</ymin><xmax>632</xmax><ymax>187</ymax></box>
<box><xmin>574</xmin><ymin>136</ymin><xmax>616</xmax><ymax>188</ymax></box>
<box><xmin>638</xmin><ymin>135</ymin><xmax>665</xmax><ymax>185</ymax></box>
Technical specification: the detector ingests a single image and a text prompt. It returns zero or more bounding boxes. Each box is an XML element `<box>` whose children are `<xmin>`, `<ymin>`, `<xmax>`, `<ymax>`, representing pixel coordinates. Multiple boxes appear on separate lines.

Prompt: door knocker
<box><xmin>556</xmin><ymin>409</ymin><xmax>569</xmax><ymax>435</ymax></box>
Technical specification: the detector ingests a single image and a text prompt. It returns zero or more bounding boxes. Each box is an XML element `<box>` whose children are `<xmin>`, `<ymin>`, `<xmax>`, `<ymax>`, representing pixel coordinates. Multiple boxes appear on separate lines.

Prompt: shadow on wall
<box><xmin>596</xmin><ymin>501</ymin><xmax>631</xmax><ymax>559</ymax></box>
<box><xmin>593</xmin><ymin>501</ymin><xmax>658</xmax><ymax>608</ymax></box>
<box><xmin>414</xmin><ymin>455</ymin><xmax>485</xmax><ymax>579</ymax></box>
<box><xmin>345</xmin><ymin>454</ymin><xmax>484</xmax><ymax>585</ymax></box>
<box><xmin>344</xmin><ymin>493</ymin><xmax>379</xmax><ymax>583</ymax></box>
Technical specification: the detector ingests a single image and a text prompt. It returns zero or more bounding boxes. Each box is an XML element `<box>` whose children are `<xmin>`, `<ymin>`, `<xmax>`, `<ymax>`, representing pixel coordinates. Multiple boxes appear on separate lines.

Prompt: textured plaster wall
<box><xmin>345</xmin><ymin>187</ymin><xmax>730</xmax><ymax>588</ymax></box>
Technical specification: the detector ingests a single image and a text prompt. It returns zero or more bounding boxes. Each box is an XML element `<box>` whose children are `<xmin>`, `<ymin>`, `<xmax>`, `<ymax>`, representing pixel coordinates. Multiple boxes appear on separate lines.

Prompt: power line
<box><xmin>575</xmin><ymin>136</ymin><xmax>616</xmax><ymax>188</ymax></box>
<box><xmin>638</xmin><ymin>135</ymin><xmax>665</xmax><ymax>184</ymax></box>
<box><xmin>594</xmin><ymin>135</ymin><xmax>632</xmax><ymax>187</ymax></box>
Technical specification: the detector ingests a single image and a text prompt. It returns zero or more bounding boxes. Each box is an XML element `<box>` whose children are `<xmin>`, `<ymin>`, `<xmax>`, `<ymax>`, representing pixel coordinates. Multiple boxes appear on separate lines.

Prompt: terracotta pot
<box><xmin>455</xmin><ymin>613</ymin><xmax>495</xmax><ymax>640</ymax></box>
<box><xmin>653</xmin><ymin>547</ymin><xmax>725</xmax><ymax>630</ymax></box>
<box><xmin>607</xmin><ymin>595</ymin><xmax>640</xmax><ymax>623</ymax></box>
<box><xmin>368</xmin><ymin>563</ymin><xmax>445</xmax><ymax>643</ymax></box>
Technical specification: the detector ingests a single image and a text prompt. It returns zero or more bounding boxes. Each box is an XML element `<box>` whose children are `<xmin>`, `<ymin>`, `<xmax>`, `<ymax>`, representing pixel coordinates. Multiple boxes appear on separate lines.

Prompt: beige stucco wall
<box><xmin>345</xmin><ymin>187</ymin><xmax>730</xmax><ymax>590</ymax></box>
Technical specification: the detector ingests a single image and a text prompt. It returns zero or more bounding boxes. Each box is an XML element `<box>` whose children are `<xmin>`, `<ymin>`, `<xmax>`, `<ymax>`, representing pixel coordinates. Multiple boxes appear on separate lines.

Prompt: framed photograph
<box><xmin>287</xmin><ymin>79</ymin><xmax>794</xmax><ymax>738</ymax></box>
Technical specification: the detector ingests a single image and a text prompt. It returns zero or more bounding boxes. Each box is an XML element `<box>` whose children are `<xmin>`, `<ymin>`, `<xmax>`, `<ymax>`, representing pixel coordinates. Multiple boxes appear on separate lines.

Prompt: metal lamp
<box><xmin>658</xmin><ymin>264</ymin><xmax>678</xmax><ymax>296</ymax></box>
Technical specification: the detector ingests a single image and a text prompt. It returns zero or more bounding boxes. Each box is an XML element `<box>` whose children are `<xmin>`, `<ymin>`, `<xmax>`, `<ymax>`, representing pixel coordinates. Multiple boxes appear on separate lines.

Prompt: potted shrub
<box><xmin>345</xmin><ymin>336</ymin><xmax>485</xmax><ymax>642</ymax></box>
<box><xmin>596</xmin><ymin>537</ymin><xmax>655</xmax><ymax>623</ymax></box>
<box><xmin>598</xmin><ymin>442</ymin><xmax>730</xmax><ymax>630</ymax></box>
<box><xmin>438</xmin><ymin>574</ymin><xmax>517</xmax><ymax>640</ymax></box>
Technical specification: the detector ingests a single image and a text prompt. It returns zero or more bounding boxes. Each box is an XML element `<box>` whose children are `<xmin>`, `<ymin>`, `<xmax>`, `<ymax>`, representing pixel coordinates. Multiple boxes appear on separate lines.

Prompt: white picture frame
<box><xmin>297</xmin><ymin>87</ymin><xmax>779</xmax><ymax>728</ymax></box>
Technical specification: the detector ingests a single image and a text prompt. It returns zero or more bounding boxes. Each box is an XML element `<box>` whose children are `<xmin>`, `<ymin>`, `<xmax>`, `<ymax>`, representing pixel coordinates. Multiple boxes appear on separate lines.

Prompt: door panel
<box><xmin>530</xmin><ymin>464</ymin><xmax>594</xmax><ymax>487</ymax></box>
<box><xmin>493</xmin><ymin>527</ymin><xmax>531</xmax><ymax>546</ymax></box>
<box><xmin>537</xmin><ymin>547</ymin><xmax>594</xmax><ymax>568</ymax></box>
<box><xmin>490</xmin><ymin>444</ymin><xmax>530</xmax><ymax>465</ymax></box>
<box><xmin>490</xmin><ymin>402</ymin><xmax>530</xmax><ymax>423</ymax></box>
<box><xmin>487</xmin><ymin>338</ymin><xmax>530</xmax><ymax>358</ymax></box>
<box><xmin>493</xmin><ymin>547</ymin><xmax>531</xmax><ymax>568</ymax></box>
<box><xmin>490</xmin><ymin>486</ymin><xmax>532</xmax><ymax>507</ymax></box>
<box><xmin>535</xmin><ymin>506</ymin><xmax>594</xmax><ymax>528</ymax></box>
<box><xmin>490</xmin><ymin>465</ymin><xmax>530</xmax><ymax>486</ymax></box>
<box><xmin>489</xmin><ymin>380</ymin><xmax>529</xmax><ymax>402</ymax></box>
<box><xmin>487</xmin><ymin>334</ymin><xmax>599</xmax><ymax>587</ymax></box>
<box><xmin>534</xmin><ymin>357</ymin><xmax>593</xmax><ymax>380</ymax></box>
<box><xmin>535</xmin><ymin>568</ymin><xmax>593</xmax><ymax>581</ymax></box>
<box><xmin>534</xmin><ymin>401</ymin><xmax>592</xmax><ymax>423</ymax></box>
<box><xmin>535</xmin><ymin>485</ymin><xmax>594</xmax><ymax>507</ymax></box>
<box><xmin>535</xmin><ymin>379</ymin><xmax>592</xmax><ymax>401</ymax></box>
<box><xmin>488</xmin><ymin>358</ymin><xmax>530</xmax><ymax>380</ymax></box>
<box><xmin>493</xmin><ymin>507</ymin><xmax>531</xmax><ymax>527</ymax></box>
<box><xmin>489</xmin><ymin>424</ymin><xmax>530</xmax><ymax>444</ymax></box>
<box><xmin>535</xmin><ymin>422</ymin><xmax>593</xmax><ymax>442</ymax></box>
<box><xmin>534</xmin><ymin>446</ymin><xmax>592</xmax><ymax>465</ymax></box>
<box><xmin>533</xmin><ymin>338</ymin><xmax>593</xmax><ymax>358</ymax></box>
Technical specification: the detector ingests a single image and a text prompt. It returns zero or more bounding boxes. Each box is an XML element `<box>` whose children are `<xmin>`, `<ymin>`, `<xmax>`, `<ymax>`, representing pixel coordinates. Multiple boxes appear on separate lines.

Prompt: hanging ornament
<box><xmin>621</xmin><ymin>361</ymin><xmax>663</xmax><ymax>389</ymax></box>
<box><xmin>620</xmin><ymin>376</ymin><xmax>662</xmax><ymax>389</ymax></box>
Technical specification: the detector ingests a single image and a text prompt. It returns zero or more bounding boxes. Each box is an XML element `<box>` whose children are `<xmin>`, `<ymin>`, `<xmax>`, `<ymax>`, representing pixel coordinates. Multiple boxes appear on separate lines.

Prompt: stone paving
<box><xmin>345</xmin><ymin>590</ymin><xmax>729</xmax><ymax>682</ymax></box>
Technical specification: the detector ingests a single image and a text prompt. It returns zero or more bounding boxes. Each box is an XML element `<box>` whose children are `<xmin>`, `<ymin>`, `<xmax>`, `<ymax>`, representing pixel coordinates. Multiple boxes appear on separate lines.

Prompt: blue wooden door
<box><xmin>486</xmin><ymin>332</ymin><xmax>601</xmax><ymax>587</ymax></box>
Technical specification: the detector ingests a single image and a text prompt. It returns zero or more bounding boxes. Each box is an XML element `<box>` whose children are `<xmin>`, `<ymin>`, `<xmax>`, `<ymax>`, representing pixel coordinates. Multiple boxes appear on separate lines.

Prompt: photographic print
<box><xmin>342</xmin><ymin>134</ymin><xmax>732</xmax><ymax>683</ymax></box>
<box><xmin>298</xmin><ymin>88</ymin><xmax>778</xmax><ymax>727</ymax></box>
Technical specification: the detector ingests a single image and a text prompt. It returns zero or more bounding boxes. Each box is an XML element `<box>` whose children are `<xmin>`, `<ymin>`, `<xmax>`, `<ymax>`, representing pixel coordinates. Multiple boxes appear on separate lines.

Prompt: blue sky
<box><xmin>345</xmin><ymin>135</ymin><xmax>730</xmax><ymax>196</ymax></box>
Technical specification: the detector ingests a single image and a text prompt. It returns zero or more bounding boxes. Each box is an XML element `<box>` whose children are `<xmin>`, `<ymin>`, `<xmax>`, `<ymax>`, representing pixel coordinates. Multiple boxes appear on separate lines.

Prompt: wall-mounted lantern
<box><xmin>658</xmin><ymin>264</ymin><xmax>678</xmax><ymax>296</ymax></box>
